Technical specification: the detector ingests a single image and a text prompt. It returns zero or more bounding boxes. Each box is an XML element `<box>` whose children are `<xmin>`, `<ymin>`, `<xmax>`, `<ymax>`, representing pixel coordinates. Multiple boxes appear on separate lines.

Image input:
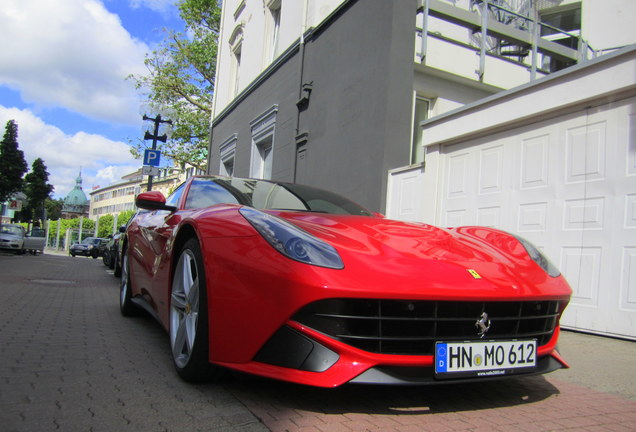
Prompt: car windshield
<box><xmin>29</xmin><ymin>228</ymin><xmax>45</xmax><ymax>237</ymax></box>
<box><xmin>184</xmin><ymin>177</ymin><xmax>372</xmax><ymax>216</ymax></box>
<box><xmin>1</xmin><ymin>225</ymin><xmax>22</xmax><ymax>235</ymax></box>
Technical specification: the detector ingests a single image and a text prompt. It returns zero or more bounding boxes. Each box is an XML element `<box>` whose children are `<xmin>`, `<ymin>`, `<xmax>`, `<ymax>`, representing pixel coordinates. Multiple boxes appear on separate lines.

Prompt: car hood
<box><xmin>0</xmin><ymin>233</ymin><xmax>22</xmax><ymax>240</ymax></box>
<box><xmin>274</xmin><ymin>212</ymin><xmax>570</xmax><ymax>300</ymax></box>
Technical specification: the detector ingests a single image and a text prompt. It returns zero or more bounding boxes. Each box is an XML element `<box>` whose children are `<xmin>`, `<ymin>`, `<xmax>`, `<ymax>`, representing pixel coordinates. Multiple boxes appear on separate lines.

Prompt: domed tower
<box><xmin>61</xmin><ymin>169</ymin><xmax>90</xmax><ymax>219</ymax></box>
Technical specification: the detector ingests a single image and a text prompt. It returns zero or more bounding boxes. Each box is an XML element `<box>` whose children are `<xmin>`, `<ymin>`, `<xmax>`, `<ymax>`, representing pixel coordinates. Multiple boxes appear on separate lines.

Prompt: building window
<box><xmin>250</xmin><ymin>105</ymin><xmax>278</xmax><ymax>180</ymax></box>
<box><xmin>540</xmin><ymin>4</ymin><xmax>581</xmax><ymax>72</ymax></box>
<box><xmin>219</xmin><ymin>134</ymin><xmax>237</xmax><ymax>176</ymax></box>
<box><xmin>252</xmin><ymin>137</ymin><xmax>273</xmax><ymax>179</ymax></box>
<box><xmin>229</xmin><ymin>25</ymin><xmax>244</xmax><ymax>97</ymax></box>
<box><xmin>265</xmin><ymin>0</ymin><xmax>281</xmax><ymax>62</ymax></box>
<box><xmin>411</xmin><ymin>95</ymin><xmax>430</xmax><ymax>165</ymax></box>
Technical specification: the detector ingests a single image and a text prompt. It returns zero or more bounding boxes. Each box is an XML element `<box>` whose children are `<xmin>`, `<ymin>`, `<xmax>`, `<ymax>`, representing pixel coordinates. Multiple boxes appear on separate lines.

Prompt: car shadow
<box><xmin>223</xmin><ymin>372</ymin><xmax>560</xmax><ymax>416</ymax></box>
<box><xmin>125</xmin><ymin>309</ymin><xmax>561</xmax><ymax>415</ymax></box>
<box><xmin>118</xmin><ymin>299</ymin><xmax>561</xmax><ymax>416</ymax></box>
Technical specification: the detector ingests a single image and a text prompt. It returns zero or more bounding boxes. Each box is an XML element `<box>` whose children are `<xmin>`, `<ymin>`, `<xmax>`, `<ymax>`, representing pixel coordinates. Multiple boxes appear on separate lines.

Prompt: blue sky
<box><xmin>0</xmin><ymin>0</ymin><xmax>187</xmax><ymax>198</ymax></box>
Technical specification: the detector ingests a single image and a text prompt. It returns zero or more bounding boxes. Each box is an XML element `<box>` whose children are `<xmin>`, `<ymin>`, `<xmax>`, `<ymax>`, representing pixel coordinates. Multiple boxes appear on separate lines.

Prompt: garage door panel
<box><xmin>626</xmin><ymin>194</ymin><xmax>636</xmax><ymax>227</ymax></box>
<box><xmin>447</xmin><ymin>152</ymin><xmax>471</xmax><ymax>198</ymax></box>
<box><xmin>521</xmin><ymin>134</ymin><xmax>550</xmax><ymax>189</ymax></box>
<box><xmin>560</xmin><ymin>246</ymin><xmax>602</xmax><ymax>307</ymax></box>
<box><xmin>621</xmin><ymin>247</ymin><xmax>636</xmax><ymax>310</ymax></box>
<box><xmin>477</xmin><ymin>206</ymin><xmax>501</xmax><ymax>227</ymax></box>
<box><xmin>479</xmin><ymin>145</ymin><xmax>505</xmax><ymax>194</ymax></box>
<box><xmin>565</xmin><ymin>121</ymin><xmax>607</xmax><ymax>184</ymax></box>
<box><xmin>437</xmin><ymin>98</ymin><xmax>636</xmax><ymax>339</ymax></box>
<box><xmin>562</xmin><ymin>197</ymin><xmax>605</xmax><ymax>231</ymax></box>
<box><xmin>517</xmin><ymin>202</ymin><xmax>548</xmax><ymax>232</ymax></box>
<box><xmin>445</xmin><ymin>209</ymin><xmax>469</xmax><ymax>227</ymax></box>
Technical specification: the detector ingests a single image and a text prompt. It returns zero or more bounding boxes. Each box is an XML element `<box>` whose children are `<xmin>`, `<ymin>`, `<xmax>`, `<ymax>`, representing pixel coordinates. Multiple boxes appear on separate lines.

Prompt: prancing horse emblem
<box><xmin>475</xmin><ymin>312</ymin><xmax>491</xmax><ymax>338</ymax></box>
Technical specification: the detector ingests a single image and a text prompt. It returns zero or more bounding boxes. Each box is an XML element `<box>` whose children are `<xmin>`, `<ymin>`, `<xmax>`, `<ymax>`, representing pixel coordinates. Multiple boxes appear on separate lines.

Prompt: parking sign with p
<box><xmin>144</xmin><ymin>149</ymin><xmax>161</xmax><ymax>167</ymax></box>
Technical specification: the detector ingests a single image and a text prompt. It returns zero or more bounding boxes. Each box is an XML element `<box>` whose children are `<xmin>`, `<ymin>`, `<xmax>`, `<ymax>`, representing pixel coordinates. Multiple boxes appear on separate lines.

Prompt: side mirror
<box><xmin>136</xmin><ymin>191</ymin><xmax>177</xmax><ymax>212</ymax></box>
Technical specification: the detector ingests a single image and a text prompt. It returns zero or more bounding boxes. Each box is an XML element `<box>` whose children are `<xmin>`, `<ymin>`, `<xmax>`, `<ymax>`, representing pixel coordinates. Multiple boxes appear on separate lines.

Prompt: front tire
<box><xmin>169</xmin><ymin>238</ymin><xmax>218</xmax><ymax>382</ymax></box>
<box><xmin>119</xmin><ymin>246</ymin><xmax>136</xmax><ymax>316</ymax></box>
<box><xmin>113</xmin><ymin>250</ymin><xmax>122</xmax><ymax>277</ymax></box>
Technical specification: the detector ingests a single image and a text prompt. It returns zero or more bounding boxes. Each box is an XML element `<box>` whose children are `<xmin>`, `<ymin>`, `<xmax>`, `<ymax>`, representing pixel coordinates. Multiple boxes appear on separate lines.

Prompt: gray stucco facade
<box><xmin>208</xmin><ymin>0</ymin><xmax>416</xmax><ymax>213</ymax></box>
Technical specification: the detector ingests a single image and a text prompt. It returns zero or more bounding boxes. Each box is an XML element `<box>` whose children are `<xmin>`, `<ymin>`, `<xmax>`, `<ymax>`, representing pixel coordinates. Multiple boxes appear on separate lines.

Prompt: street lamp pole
<box><xmin>142</xmin><ymin>114</ymin><xmax>172</xmax><ymax>191</ymax></box>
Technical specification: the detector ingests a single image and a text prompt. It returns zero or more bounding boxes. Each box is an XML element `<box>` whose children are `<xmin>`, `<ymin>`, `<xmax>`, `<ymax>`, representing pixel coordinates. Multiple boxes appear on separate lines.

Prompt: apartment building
<box><xmin>89</xmin><ymin>165</ymin><xmax>205</xmax><ymax>220</ymax></box>
<box><xmin>208</xmin><ymin>0</ymin><xmax>636</xmax><ymax>338</ymax></box>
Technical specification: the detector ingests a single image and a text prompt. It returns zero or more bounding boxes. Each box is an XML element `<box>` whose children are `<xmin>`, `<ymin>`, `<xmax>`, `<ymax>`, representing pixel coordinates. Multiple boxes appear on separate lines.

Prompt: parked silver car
<box><xmin>0</xmin><ymin>224</ymin><xmax>26</xmax><ymax>254</ymax></box>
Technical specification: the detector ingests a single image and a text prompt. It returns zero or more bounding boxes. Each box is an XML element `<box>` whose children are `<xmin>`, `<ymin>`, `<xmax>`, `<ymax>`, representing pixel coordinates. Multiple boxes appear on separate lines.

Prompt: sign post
<box><xmin>142</xmin><ymin>113</ymin><xmax>172</xmax><ymax>191</ymax></box>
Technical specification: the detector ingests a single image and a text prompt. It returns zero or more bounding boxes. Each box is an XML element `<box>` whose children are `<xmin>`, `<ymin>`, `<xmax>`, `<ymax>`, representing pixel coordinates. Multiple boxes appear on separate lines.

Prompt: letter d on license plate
<box><xmin>435</xmin><ymin>340</ymin><xmax>537</xmax><ymax>379</ymax></box>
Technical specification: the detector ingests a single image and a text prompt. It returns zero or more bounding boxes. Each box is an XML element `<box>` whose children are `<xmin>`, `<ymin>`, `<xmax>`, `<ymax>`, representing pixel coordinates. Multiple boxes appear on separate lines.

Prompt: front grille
<box><xmin>293</xmin><ymin>299</ymin><xmax>562</xmax><ymax>355</ymax></box>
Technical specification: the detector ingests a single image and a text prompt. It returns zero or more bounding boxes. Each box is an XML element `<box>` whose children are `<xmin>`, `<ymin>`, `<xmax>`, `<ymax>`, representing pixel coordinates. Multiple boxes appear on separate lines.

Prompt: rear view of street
<box><xmin>1</xmin><ymin>252</ymin><xmax>635</xmax><ymax>432</ymax></box>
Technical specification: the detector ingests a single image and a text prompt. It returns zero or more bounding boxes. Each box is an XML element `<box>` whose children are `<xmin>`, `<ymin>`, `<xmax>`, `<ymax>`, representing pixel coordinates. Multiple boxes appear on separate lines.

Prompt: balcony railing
<box><xmin>416</xmin><ymin>0</ymin><xmax>595</xmax><ymax>82</ymax></box>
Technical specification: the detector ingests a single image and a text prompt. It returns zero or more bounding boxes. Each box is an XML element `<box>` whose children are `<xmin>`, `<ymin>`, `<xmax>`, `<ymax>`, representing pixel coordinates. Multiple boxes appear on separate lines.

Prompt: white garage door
<box><xmin>438</xmin><ymin>98</ymin><xmax>636</xmax><ymax>340</ymax></box>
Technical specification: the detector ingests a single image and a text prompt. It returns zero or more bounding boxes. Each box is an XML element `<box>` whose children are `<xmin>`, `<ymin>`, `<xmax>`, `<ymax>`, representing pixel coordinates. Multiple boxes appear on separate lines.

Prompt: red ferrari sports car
<box><xmin>120</xmin><ymin>175</ymin><xmax>571</xmax><ymax>387</ymax></box>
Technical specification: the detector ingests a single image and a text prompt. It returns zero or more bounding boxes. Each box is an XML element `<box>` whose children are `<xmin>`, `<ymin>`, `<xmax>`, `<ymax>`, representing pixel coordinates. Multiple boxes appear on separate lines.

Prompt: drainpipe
<box><xmin>293</xmin><ymin>0</ymin><xmax>309</xmax><ymax>183</ymax></box>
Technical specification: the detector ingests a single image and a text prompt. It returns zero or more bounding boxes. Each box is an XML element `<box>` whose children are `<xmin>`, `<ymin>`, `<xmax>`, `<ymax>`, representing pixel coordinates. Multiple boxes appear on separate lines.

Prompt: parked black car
<box><xmin>102</xmin><ymin>232</ymin><xmax>122</xmax><ymax>274</ymax></box>
<box><xmin>70</xmin><ymin>237</ymin><xmax>107</xmax><ymax>258</ymax></box>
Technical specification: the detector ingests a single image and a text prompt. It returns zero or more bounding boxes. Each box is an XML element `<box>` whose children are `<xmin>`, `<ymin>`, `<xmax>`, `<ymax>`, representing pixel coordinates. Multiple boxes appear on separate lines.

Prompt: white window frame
<box><xmin>264</xmin><ymin>0</ymin><xmax>282</xmax><ymax>63</ymax></box>
<box><xmin>219</xmin><ymin>134</ymin><xmax>238</xmax><ymax>177</ymax></box>
<box><xmin>229</xmin><ymin>25</ymin><xmax>244</xmax><ymax>97</ymax></box>
<box><xmin>249</xmin><ymin>105</ymin><xmax>278</xmax><ymax>180</ymax></box>
<box><xmin>410</xmin><ymin>94</ymin><xmax>431</xmax><ymax>165</ymax></box>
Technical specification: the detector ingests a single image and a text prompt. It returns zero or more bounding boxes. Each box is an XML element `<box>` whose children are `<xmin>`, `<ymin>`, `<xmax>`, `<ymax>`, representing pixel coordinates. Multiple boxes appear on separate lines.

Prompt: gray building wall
<box><xmin>209</xmin><ymin>0</ymin><xmax>416</xmax><ymax>212</ymax></box>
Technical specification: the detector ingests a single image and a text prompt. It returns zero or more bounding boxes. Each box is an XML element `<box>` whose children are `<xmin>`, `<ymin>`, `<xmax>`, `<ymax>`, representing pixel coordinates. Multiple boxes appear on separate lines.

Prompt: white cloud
<box><xmin>0</xmin><ymin>0</ymin><xmax>149</xmax><ymax>125</ymax></box>
<box><xmin>0</xmin><ymin>106</ymin><xmax>141</xmax><ymax>198</ymax></box>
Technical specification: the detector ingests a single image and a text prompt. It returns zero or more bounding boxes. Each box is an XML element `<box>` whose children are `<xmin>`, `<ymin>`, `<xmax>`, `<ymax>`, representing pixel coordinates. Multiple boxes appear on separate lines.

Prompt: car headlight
<box><xmin>513</xmin><ymin>235</ymin><xmax>561</xmax><ymax>277</ymax></box>
<box><xmin>240</xmin><ymin>207</ymin><xmax>344</xmax><ymax>269</ymax></box>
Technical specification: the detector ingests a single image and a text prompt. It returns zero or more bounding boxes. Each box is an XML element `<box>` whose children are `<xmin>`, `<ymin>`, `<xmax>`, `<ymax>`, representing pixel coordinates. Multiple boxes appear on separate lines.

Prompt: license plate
<box><xmin>435</xmin><ymin>339</ymin><xmax>537</xmax><ymax>379</ymax></box>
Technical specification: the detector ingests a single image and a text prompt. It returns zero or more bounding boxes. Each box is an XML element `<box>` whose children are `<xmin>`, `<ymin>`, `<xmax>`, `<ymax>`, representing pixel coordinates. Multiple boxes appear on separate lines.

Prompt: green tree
<box><xmin>128</xmin><ymin>0</ymin><xmax>221</xmax><ymax>171</ymax></box>
<box><xmin>45</xmin><ymin>198</ymin><xmax>64</xmax><ymax>221</ymax></box>
<box><xmin>0</xmin><ymin>120</ymin><xmax>28</xmax><ymax>211</ymax></box>
<box><xmin>117</xmin><ymin>210</ymin><xmax>136</xmax><ymax>228</ymax></box>
<box><xmin>20</xmin><ymin>158</ymin><xmax>54</xmax><ymax>223</ymax></box>
<box><xmin>97</xmin><ymin>214</ymin><xmax>115</xmax><ymax>238</ymax></box>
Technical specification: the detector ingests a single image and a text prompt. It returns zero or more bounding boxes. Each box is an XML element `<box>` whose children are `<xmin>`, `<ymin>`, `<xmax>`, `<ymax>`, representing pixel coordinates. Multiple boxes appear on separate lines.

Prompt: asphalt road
<box><xmin>1</xmin><ymin>251</ymin><xmax>635</xmax><ymax>432</ymax></box>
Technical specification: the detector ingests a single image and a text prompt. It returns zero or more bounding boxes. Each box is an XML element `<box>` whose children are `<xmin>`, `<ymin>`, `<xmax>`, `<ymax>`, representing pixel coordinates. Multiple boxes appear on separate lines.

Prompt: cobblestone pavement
<box><xmin>0</xmin><ymin>252</ymin><xmax>266</xmax><ymax>432</ymax></box>
<box><xmin>1</xmin><ymin>251</ymin><xmax>635</xmax><ymax>432</ymax></box>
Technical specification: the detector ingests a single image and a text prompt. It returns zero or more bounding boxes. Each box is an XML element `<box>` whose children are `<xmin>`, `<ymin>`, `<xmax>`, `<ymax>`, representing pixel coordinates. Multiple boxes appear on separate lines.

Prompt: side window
<box><xmin>165</xmin><ymin>183</ymin><xmax>186</xmax><ymax>208</ymax></box>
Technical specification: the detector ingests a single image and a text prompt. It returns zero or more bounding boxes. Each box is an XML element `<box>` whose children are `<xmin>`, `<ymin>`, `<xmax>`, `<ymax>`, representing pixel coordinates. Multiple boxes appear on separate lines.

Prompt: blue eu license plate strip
<box><xmin>435</xmin><ymin>339</ymin><xmax>537</xmax><ymax>379</ymax></box>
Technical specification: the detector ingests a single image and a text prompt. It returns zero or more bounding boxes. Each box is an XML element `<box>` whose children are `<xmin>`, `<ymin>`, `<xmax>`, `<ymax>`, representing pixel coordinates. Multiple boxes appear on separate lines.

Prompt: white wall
<box><xmin>213</xmin><ymin>0</ymin><xmax>345</xmax><ymax>116</ymax></box>
<box><xmin>583</xmin><ymin>0</ymin><xmax>636</xmax><ymax>52</ymax></box>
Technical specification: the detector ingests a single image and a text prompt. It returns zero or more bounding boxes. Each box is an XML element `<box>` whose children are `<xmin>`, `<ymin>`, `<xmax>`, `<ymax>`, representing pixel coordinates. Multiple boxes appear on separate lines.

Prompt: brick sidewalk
<box><xmin>225</xmin><ymin>373</ymin><xmax>636</xmax><ymax>431</ymax></box>
<box><xmin>0</xmin><ymin>253</ymin><xmax>266</xmax><ymax>432</ymax></box>
<box><xmin>1</xmin><ymin>252</ymin><xmax>635</xmax><ymax>432</ymax></box>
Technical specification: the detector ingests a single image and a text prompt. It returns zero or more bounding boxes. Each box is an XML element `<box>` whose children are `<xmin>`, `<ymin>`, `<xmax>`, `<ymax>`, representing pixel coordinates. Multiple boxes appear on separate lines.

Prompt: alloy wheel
<box><xmin>170</xmin><ymin>249</ymin><xmax>200</xmax><ymax>369</ymax></box>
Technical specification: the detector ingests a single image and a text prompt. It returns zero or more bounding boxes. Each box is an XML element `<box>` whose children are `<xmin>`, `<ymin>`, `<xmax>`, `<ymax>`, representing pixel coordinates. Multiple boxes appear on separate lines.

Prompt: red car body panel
<box><xmin>125</xmin><ymin>176</ymin><xmax>571</xmax><ymax>388</ymax></box>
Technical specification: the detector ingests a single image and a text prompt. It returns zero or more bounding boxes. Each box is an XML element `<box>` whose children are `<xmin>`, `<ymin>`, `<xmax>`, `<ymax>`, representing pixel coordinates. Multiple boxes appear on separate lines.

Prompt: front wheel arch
<box><xmin>169</xmin><ymin>236</ymin><xmax>220</xmax><ymax>382</ymax></box>
<box><xmin>119</xmin><ymin>244</ymin><xmax>137</xmax><ymax>316</ymax></box>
